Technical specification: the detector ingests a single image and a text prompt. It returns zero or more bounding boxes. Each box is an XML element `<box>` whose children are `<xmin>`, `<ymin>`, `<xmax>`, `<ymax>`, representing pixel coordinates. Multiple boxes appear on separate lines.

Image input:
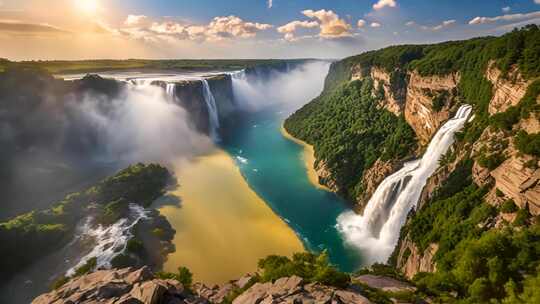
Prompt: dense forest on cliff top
<box><xmin>286</xmin><ymin>25</ymin><xmax>540</xmax><ymax>303</ymax></box>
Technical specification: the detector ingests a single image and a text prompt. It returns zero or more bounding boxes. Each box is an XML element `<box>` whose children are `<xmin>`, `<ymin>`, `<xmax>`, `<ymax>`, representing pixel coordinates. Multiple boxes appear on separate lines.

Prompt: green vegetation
<box><xmin>156</xmin><ymin>266</ymin><xmax>194</xmax><ymax>290</ymax></box>
<box><xmin>285</xmin><ymin>79</ymin><xmax>416</xmax><ymax>199</ymax></box>
<box><xmin>0</xmin><ymin>58</ymin><xmax>312</xmax><ymax>74</ymax></box>
<box><xmin>501</xmin><ymin>200</ymin><xmax>518</xmax><ymax>213</ymax></box>
<box><xmin>257</xmin><ymin>251</ymin><xmax>350</xmax><ymax>288</ymax></box>
<box><xmin>515</xmin><ymin>131</ymin><xmax>540</xmax><ymax>157</ymax></box>
<box><xmin>490</xmin><ymin>79</ymin><xmax>540</xmax><ymax>131</ymax></box>
<box><xmin>74</xmin><ymin>257</ymin><xmax>98</xmax><ymax>277</ymax></box>
<box><xmin>0</xmin><ymin>163</ymin><xmax>170</xmax><ymax>283</ymax></box>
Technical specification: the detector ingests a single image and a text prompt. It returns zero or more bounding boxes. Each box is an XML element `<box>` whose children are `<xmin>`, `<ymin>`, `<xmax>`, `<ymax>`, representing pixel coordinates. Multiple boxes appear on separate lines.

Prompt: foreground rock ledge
<box><xmin>32</xmin><ymin>267</ymin><xmax>373</xmax><ymax>304</ymax></box>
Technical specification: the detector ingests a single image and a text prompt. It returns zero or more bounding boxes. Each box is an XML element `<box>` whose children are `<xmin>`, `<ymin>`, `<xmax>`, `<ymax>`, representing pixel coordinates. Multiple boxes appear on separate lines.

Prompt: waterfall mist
<box><xmin>336</xmin><ymin>105</ymin><xmax>473</xmax><ymax>264</ymax></box>
<box><xmin>71</xmin><ymin>83</ymin><xmax>213</xmax><ymax>166</ymax></box>
<box><xmin>231</xmin><ymin>61</ymin><xmax>331</xmax><ymax>114</ymax></box>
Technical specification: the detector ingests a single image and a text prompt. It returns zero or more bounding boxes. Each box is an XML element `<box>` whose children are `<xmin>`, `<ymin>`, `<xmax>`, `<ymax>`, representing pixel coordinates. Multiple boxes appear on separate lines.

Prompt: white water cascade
<box><xmin>166</xmin><ymin>82</ymin><xmax>176</xmax><ymax>99</ymax></box>
<box><xmin>66</xmin><ymin>204</ymin><xmax>149</xmax><ymax>276</ymax></box>
<box><xmin>201</xmin><ymin>79</ymin><xmax>221</xmax><ymax>141</ymax></box>
<box><xmin>337</xmin><ymin>104</ymin><xmax>473</xmax><ymax>264</ymax></box>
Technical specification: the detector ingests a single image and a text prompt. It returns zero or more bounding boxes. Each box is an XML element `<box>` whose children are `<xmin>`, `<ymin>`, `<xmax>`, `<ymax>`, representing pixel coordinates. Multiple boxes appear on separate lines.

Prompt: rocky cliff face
<box><xmin>486</xmin><ymin>61</ymin><xmax>532</xmax><ymax>115</ymax></box>
<box><xmin>395</xmin><ymin>237</ymin><xmax>438</xmax><ymax>280</ymax></box>
<box><xmin>355</xmin><ymin>158</ymin><xmax>401</xmax><ymax>213</ymax></box>
<box><xmin>32</xmin><ymin>267</ymin><xmax>376</xmax><ymax>304</ymax></box>
<box><xmin>404</xmin><ymin>71</ymin><xmax>460</xmax><ymax>145</ymax></box>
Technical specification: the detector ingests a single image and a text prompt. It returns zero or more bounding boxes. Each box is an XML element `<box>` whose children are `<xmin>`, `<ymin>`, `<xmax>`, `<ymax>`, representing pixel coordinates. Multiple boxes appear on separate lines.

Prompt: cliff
<box><xmin>287</xmin><ymin>25</ymin><xmax>540</xmax><ymax>303</ymax></box>
<box><xmin>32</xmin><ymin>266</ymin><xmax>429</xmax><ymax>304</ymax></box>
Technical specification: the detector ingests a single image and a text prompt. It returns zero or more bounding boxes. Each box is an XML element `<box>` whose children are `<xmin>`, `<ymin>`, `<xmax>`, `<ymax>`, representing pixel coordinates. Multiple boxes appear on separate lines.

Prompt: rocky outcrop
<box><xmin>355</xmin><ymin>274</ymin><xmax>416</xmax><ymax>293</ymax></box>
<box><xmin>356</xmin><ymin>158</ymin><xmax>401</xmax><ymax>213</ymax></box>
<box><xmin>404</xmin><ymin>71</ymin><xmax>460</xmax><ymax>145</ymax></box>
<box><xmin>485</xmin><ymin>61</ymin><xmax>531</xmax><ymax>115</ymax></box>
<box><xmin>314</xmin><ymin>160</ymin><xmax>341</xmax><ymax>193</ymax></box>
<box><xmin>395</xmin><ymin>236</ymin><xmax>438</xmax><ymax>280</ymax></box>
<box><xmin>491</xmin><ymin>155</ymin><xmax>540</xmax><ymax>216</ymax></box>
<box><xmin>33</xmin><ymin>268</ymin><xmax>378</xmax><ymax>304</ymax></box>
<box><xmin>31</xmin><ymin>267</ymin><xmax>205</xmax><ymax>304</ymax></box>
<box><xmin>370</xmin><ymin>67</ymin><xmax>405</xmax><ymax>115</ymax></box>
<box><xmin>233</xmin><ymin>276</ymin><xmax>371</xmax><ymax>304</ymax></box>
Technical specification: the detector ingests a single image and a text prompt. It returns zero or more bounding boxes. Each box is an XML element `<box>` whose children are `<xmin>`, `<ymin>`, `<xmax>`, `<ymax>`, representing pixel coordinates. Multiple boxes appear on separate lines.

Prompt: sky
<box><xmin>0</xmin><ymin>0</ymin><xmax>539</xmax><ymax>60</ymax></box>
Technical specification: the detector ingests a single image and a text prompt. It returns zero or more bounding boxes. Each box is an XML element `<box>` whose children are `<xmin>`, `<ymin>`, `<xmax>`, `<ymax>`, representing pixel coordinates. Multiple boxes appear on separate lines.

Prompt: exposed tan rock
<box><xmin>233</xmin><ymin>276</ymin><xmax>371</xmax><ymax>304</ymax></box>
<box><xmin>314</xmin><ymin>159</ymin><xmax>341</xmax><ymax>193</ymax></box>
<box><xmin>371</xmin><ymin>67</ymin><xmax>405</xmax><ymax>115</ymax></box>
<box><xmin>356</xmin><ymin>158</ymin><xmax>401</xmax><ymax>213</ymax></box>
<box><xmin>404</xmin><ymin>71</ymin><xmax>460</xmax><ymax>145</ymax></box>
<box><xmin>485</xmin><ymin>61</ymin><xmax>531</xmax><ymax>115</ymax></box>
<box><xmin>355</xmin><ymin>275</ymin><xmax>416</xmax><ymax>292</ymax></box>
<box><xmin>396</xmin><ymin>236</ymin><xmax>438</xmax><ymax>279</ymax></box>
<box><xmin>491</xmin><ymin>155</ymin><xmax>540</xmax><ymax>215</ymax></box>
<box><xmin>31</xmin><ymin>267</ymin><xmax>200</xmax><ymax>304</ymax></box>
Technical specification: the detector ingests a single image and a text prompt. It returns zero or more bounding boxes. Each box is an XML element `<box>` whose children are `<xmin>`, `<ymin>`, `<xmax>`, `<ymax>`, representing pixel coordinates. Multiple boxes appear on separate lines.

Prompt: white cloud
<box><xmin>405</xmin><ymin>21</ymin><xmax>415</xmax><ymax>26</ymax></box>
<box><xmin>370</xmin><ymin>22</ymin><xmax>381</xmax><ymax>28</ymax></box>
<box><xmin>268</xmin><ymin>0</ymin><xmax>273</xmax><ymax>9</ymax></box>
<box><xmin>125</xmin><ymin>15</ymin><xmax>147</xmax><ymax>26</ymax></box>
<box><xmin>536</xmin><ymin>0</ymin><xmax>540</xmax><ymax>4</ymax></box>
<box><xmin>302</xmin><ymin>9</ymin><xmax>352</xmax><ymax>37</ymax></box>
<box><xmin>277</xmin><ymin>20</ymin><xmax>318</xmax><ymax>41</ymax></box>
<box><xmin>432</xmin><ymin>19</ymin><xmax>456</xmax><ymax>30</ymax></box>
<box><xmin>122</xmin><ymin>15</ymin><xmax>272</xmax><ymax>43</ymax></box>
<box><xmin>502</xmin><ymin>6</ymin><xmax>511</xmax><ymax>13</ymax></box>
<box><xmin>469</xmin><ymin>11</ymin><xmax>540</xmax><ymax>24</ymax></box>
<box><xmin>373</xmin><ymin>0</ymin><xmax>397</xmax><ymax>10</ymax></box>
<box><xmin>357</xmin><ymin>19</ymin><xmax>366</xmax><ymax>28</ymax></box>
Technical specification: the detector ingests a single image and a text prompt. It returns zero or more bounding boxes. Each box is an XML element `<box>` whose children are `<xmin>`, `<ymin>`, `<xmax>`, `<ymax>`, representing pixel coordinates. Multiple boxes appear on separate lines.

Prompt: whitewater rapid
<box><xmin>66</xmin><ymin>204</ymin><xmax>149</xmax><ymax>276</ymax></box>
<box><xmin>337</xmin><ymin>104</ymin><xmax>473</xmax><ymax>264</ymax></box>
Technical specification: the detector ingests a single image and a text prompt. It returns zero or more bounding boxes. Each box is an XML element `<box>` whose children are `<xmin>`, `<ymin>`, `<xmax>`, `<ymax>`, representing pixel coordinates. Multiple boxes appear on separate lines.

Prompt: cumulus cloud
<box><xmin>536</xmin><ymin>0</ymin><xmax>540</xmax><ymax>4</ymax></box>
<box><xmin>373</xmin><ymin>0</ymin><xmax>397</xmax><ymax>10</ymax></box>
<box><xmin>121</xmin><ymin>15</ymin><xmax>272</xmax><ymax>43</ymax></box>
<box><xmin>125</xmin><ymin>15</ymin><xmax>147</xmax><ymax>26</ymax></box>
<box><xmin>0</xmin><ymin>20</ymin><xmax>68</xmax><ymax>34</ymax></box>
<box><xmin>370</xmin><ymin>22</ymin><xmax>381</xmax><ymax>28</ymax></box>
<box><xmin>469</xmin><ymin>11</ymin><xmax>540</xmax><ymax>24</ymax></box>
<box><xmin>268</xmin><ymin>0</ymin><xmax>272</xmax><ymax>9</ymax></box>
<box><xmin>502</xmin><ymin>6</ymin><xmax>511</xmax><ymax>13</ymax></box>
<box><xmin>277</xmin><ymin>20</ymin><xmax>318</xmax><ymax>41</ymax></box>
<box><xmin>405</xmin><ymin>21</ymin><xmax>415</xmax><ymax>26</ymax></box>
<box><xmin>357</xmin><ymin>19</ymin><xmax>366</xmax><ymax>28</ymax></box>
<box><xmin>302</xmin><ymin>9</ymin><xmax>352</xmax><ymax>37</ymax></box>
<box><xmin>409</xmin><ymin>19</ymin><xmax>456</xmax><ymax>31</ymax></box>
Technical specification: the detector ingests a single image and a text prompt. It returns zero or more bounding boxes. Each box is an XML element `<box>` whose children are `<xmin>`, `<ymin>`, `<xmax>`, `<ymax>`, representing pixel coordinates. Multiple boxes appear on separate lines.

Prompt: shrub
<box><xmin>477</xmin><ymin>152</ymin><xmax>505</xmax><ymax>170</ymax></box>
<box><xmin>257</xmin><ymin>251</ymin><xmax>350</xmax><ymax>288</ymax></box>
<box><xmin>126</xmin><ymin>238</ymin><xmax>145</xmax><ymax>255</ymax></box>
<box><xmin>111</xmin><ymin>253</ymin><xmax>137</xmax><ymax>268</ymax></box>
<box><xmin>500</xmin><ymin>200</ymin><xmax>518</xmax><ymax>213</ymax></box>
<box><xmin>515</xmin><ymin>131</ymin><xmax>540</xmax><ymax>157</ymax></box>
<box><xmin>156</xmin><ymin>266</ymin><xmax>193</xmax><ymax>290</ymax></box>
<box><xmin>74</xmin><ymin>257</ymin><xmax>97</xmax><ymax>277</ymax></box>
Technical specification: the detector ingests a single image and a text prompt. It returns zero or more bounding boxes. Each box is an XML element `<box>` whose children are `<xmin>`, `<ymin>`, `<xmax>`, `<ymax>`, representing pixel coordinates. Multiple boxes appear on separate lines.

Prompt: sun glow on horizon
<box><xmin>74</xmin><ymin>0</ymin><xmax>100</xmax><ymax>15</ymax></box>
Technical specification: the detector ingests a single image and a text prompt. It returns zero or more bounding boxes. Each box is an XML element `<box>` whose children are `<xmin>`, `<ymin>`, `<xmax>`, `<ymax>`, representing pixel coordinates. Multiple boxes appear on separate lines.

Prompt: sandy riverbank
<box><xmin>280</xmin><ymin>125</ymin><xmax>330</xmax><ymax>192</ymax></box>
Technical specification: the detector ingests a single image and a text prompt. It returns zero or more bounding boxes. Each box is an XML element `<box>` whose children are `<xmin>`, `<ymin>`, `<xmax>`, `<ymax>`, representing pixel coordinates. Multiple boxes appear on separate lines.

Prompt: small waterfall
<box><xmin>201</xmin><ymin>79</ymin><xmax>220</xmax><ymax>141</ymax></box>
<box><xmin>66</xmin><ymin>204</ymin><xmax>149</xmax><ymax>276</ymax></box>
<box><xmin>166</xmin><ymin>83</ymin><xmax>176</xmax><ymax>100</ymax></box>
<box><xmin>337</xmin><ymin>105</ymin><xmax>473</xmax><ymax>264</ymax></box>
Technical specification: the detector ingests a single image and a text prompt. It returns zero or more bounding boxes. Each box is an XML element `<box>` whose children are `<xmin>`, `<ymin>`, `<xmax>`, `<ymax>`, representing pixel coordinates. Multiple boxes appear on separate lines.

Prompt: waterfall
<box><xmin>336</xmin><ymin>104</ymin><xmax>473</xmax><ymax>264</ymax></box>
<box><xmin>66</xmin><ymin>204</ymin><xmax>149</xmax><ymax>276</ymax></box>
<box><xmin>201</xmin><ymin>79</ymin><xmax>220</xmax><ymax>141</ymax></box>
<box><xmin>166</xmin><ymin>83</ymin><xmax>176</xmax><ymax>99</ymax></box>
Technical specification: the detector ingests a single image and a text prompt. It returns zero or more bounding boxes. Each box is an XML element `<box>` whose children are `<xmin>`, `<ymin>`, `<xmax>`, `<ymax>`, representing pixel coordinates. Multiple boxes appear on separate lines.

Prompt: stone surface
<box><xmin>356</xmin><ymin>158</ymin><xmax>401</xmax><ymax>213</ymax></box>
<box><xmin>404</xmin><ymin>71</ymin><xmax>460</xmax><ymax>145</ymax></box>
<box><xmin>355</xmin><ymin>275</ymin><xmax>416</xmax><ymax>292</ymax></box>
<box><xmin>396</xmin><ymin>237</ymin><xmax>438</xmax><ymax>280</ymax></box>
<box><xmin>485</xmin><ymin>61</ymin><xmax>531</xmax><ymax>115</ymax></box>
<box><xmin>31</xmin><ymin>267</ymin><xmax>202</xmax><ymax>304</ymax></box>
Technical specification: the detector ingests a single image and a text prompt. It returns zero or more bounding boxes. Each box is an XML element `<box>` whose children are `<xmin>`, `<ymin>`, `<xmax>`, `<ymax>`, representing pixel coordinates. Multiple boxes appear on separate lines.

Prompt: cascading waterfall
<box><xmin>337</xmin><ymin>104</ymin><xmax>473</xmax><ymax>264</ymax></box>
<box><xmin>166</xmin><ymin>82</ymin><xmax>176</xmax><ymax>99</ymax></box>
<box><xmin>201</xmin><ymin>79</ymin><xmax>221</xmax><ymax>141</ymax></box>
<box><xmin>66</xmin><ymin>204</ymin><xmax>149</xmax><ymax>276</ymax></box>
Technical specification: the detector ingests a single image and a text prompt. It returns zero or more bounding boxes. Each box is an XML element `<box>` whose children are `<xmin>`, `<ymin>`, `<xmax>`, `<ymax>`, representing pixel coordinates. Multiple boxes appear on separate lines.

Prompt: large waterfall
<box><xmin>337</xmin><ymin>105</ymin><xmax>473</xmax><ymax>264</ymax></box>
<box><xmin>201</xmin><ymin>79</ymin><xmax>221</xmax><ymax>141</ymax></box>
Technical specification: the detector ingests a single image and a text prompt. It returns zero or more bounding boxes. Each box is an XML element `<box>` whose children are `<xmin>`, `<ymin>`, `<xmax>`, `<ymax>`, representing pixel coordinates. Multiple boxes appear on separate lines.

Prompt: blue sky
<box><xmin>0</xmin><ymin>0</ymin><xmax>539</xmax><ymax>59</ymax></box>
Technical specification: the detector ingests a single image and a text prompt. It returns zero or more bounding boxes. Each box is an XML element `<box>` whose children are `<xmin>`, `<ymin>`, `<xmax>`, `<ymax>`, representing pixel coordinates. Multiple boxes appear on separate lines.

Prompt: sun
<box><xmin>74</xmin><ymin>0</ymin><xmax>100</xmax><ymax>14</ymax></box>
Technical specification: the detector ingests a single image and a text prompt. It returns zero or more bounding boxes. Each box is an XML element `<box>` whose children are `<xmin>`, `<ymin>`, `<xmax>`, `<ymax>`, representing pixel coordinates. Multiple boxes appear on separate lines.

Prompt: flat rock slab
<box><xmin>355</xmin><ymin>275</ymin><xmax>416</xmax><ymax>292</ymax></box>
